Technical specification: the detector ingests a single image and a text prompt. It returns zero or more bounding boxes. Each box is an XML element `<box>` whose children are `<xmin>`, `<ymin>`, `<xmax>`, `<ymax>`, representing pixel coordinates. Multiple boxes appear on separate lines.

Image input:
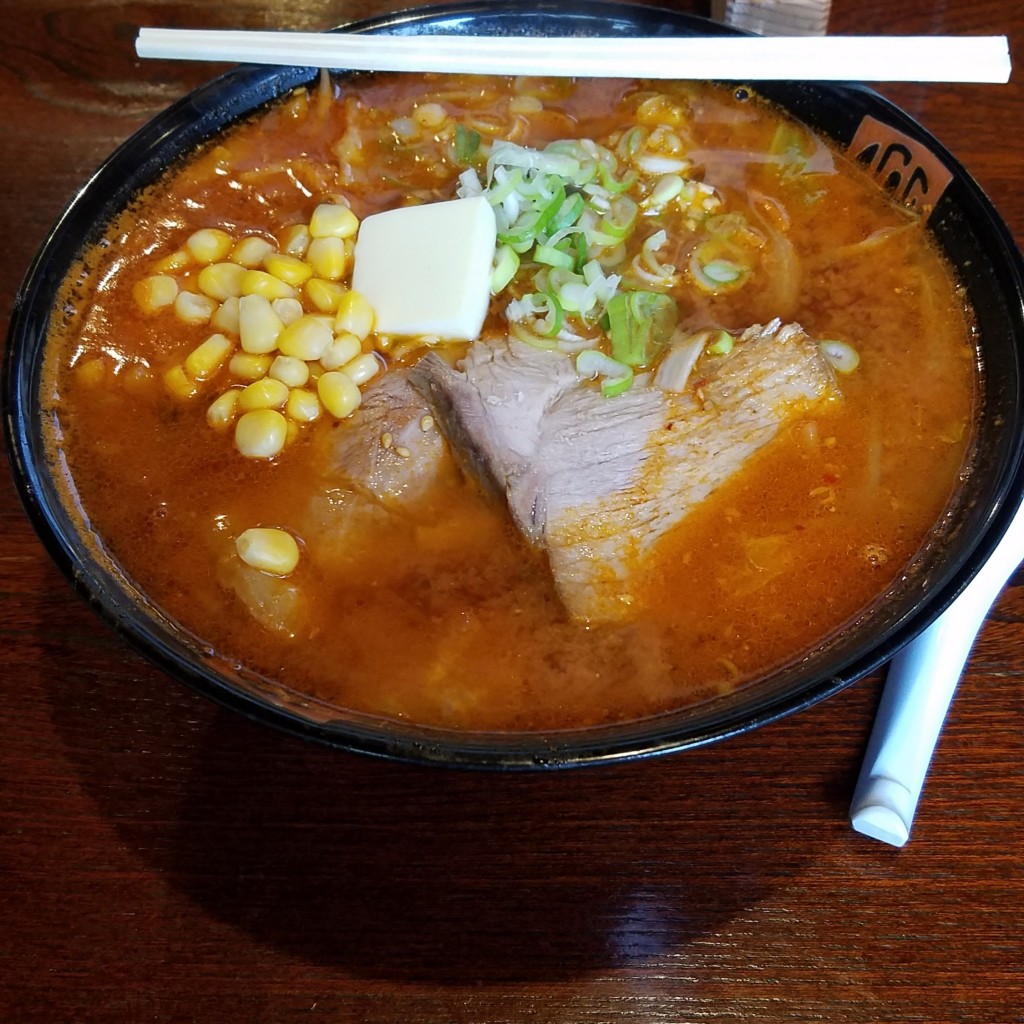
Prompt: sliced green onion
<box><xmin>616</xmin><ymin>126</ymin><xmax>646</xmax><ymax>161</ymax></box>
<box><xmin>605</xmin><ymin>290</ymin><xmax>678</xmax><ymax>367</ymax></box>
<box><xmin>701</xmin><ymin>259</ymin><xmax>744</xmax><ymax>284</ymax></box>
<box><xmin>601</xmin><ymin>370</ymin><xmax>635</xmax><ymax>397</ymax></box>
<box><xmin>594</xmin><ymin>242</ymin><xmax>627</xmax><ymax>269</ymax></box>
<box><xmin>483</xmin><ymin>133</ymin><xmax>691</xmax><ymax>361</ymax></box>
<box><xmin>575</xmin><ymin>349</ymin><xmax>635</xmax><ymax>397</ymax></box>
<box><xmin>533</xmin><ymin>182</ymin><xmax>567</xmax><ymax>235</ymax></box>
<box><xmin>506</xmin><ymin>291</ymin><xmax>564</xmax><ymax>338</ymax></box>
<box><xmin>689</xmin><ymin>249</ymin><xmax>748</xmax><ymax>293</ymax></box>
<box><xmin>647</xmin><ymin>173</ymin><xmax>685</xmax><ymax>208</ymax></box>
<box><xmin>558</xmin><ymin>280</ymin><xmax>592</xmax><ymax>315</ymax></box>
<box><xmin>706</xmin><ymin>330</ymin><xmax>734</xmax><ymax>355</ymax></box>
<box><xmin>596</xmin><ymin>159</ymin><xmax>636</xmax><ymax>194</ymax></box>
<box><xmin>488</xmin><ymin>140</ymin><xmax>581</xmax><ymax>180</ymax></box>
<box><xmin>634</xmin><ymin>154</ymin><xmax>689</xmax><ymax>175</ymax></box>
<box><xmin>455</xmin><ymin>124</ymin><xmax>482</xmax><ymax>163</ymax></box>
<box><xmin>550</xmin><ymin>192</ymin><xmax>586</xmax><ymax>233</ymax></box>
<box><xmin>632</xmin><ymin>230</ymin><xmax>677</xmax><ymax>286</ymax></box>
<box><xmin>486</xmin><ymin>167</ymin><xmax>524</xmax><ymax>206</ymax></box>
<box><xmin>534</xmin><ymin>243</ymin><xmax>574</xmax><ymax>270</ymax></box>
<box><xmin>497</xmin><ymin>213</ymin><xmax>541</xmax><ymax>249</ymax></box>
<box><xmin>543</xmin><ymin>140</ymin><xmax>599</xmax><ymax>187</ymax></box>
<box><xmin>457</xmin><ymin>168</ymin><xmax>484</xmax><ymax>198</ymax></box>
<box><xmin>491</xmin><ymin>244</ymin><xmax>520</xmax><ymax>294</ymax></box>
<box><xmin>510</xmin><ymin>319</ymin><xmax>560</xmax><ymax>350</ymax></box>
<box><xmin>600</xmin><ymin>195</ymin><xmax>639</xmax><ymax>240</ymax></box>
<box><xmin>819</xmin><ymin>339</ymin><xmax>860</xmax><ymax>374</ymax></box>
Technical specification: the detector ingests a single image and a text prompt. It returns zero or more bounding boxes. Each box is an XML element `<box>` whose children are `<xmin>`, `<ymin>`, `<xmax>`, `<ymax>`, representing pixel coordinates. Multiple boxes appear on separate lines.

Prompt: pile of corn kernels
<box><xmin>133</xmin><ymin>200</ymin><xmax>382</xmax><ymax>461</ymax></box>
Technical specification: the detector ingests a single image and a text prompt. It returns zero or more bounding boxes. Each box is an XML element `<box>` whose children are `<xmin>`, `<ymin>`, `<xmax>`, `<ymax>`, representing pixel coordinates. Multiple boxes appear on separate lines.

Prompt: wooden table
<box><xmin>2</xmin><ymin>1</ymin><xmax>1021</xmax><ymax>1020</ymax></box>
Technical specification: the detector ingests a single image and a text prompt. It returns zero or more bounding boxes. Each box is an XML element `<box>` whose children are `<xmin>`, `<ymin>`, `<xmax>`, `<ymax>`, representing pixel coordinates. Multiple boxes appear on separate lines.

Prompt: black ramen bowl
<box><xmin>5</xmin><ymin>0</ymin><xmax>1024</xmax><ymax>768</ymax></box>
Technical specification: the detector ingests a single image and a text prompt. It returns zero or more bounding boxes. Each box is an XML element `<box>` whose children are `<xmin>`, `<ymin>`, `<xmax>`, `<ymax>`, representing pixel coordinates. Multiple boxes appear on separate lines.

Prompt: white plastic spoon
<box><xmin>850</xmin><ymin>496</ymin><xmax>1024</xmax><ymax>846</ymax></box>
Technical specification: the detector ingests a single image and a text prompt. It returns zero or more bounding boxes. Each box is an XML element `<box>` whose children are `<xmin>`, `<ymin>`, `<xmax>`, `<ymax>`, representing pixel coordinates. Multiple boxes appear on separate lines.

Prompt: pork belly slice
<box><xmin>223</xmin><ymin>371</ymin><xmax>452</xmax><ymax>634</ymax></box>
<box><xmin>411</xmin><ymin>320</ymin><xmax>840</xmax><ymax>622</ymax></box>
<box><xmin>409</xmin><ymin>337</ymin><xmax>579</xmax><ymax>543</ymax></box>
<box><xmin>314</xmin><ymin>367</ymin><xmax>454</xmax><ymax>511</ymax></box>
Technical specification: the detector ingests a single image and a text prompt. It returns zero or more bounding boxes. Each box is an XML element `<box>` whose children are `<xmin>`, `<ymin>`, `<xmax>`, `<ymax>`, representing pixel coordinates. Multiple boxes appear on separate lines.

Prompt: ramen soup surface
<box><xmin>44</xmin><ymin>74</ymin><xmax>976</xmax><ymax>731</ymax></box>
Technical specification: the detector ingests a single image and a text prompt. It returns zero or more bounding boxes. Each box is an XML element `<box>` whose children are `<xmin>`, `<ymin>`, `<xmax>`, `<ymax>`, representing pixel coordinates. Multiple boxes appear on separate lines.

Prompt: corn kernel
<box><xmin>319</xmin><ymin>332</ymin><xmax>362</xmax><ymax>371</ymax></box>
<box><xmin>304</xmin><ymin>277</ymin><xmax>346</xmax><ymax>313</ymax></box>
<box><xmin>207</xmin><ymin>389</ymin><xmax>240</xmax><ymax>431</ymax></box>
<box><xmin>229</xmin><ymin>352</ymin><xmax>273</xmax><ymax>381</ymax></box>
<box><xmin>238</xmin><ymin>294</ymin><xmax>284</xmax><ymax>354</ymax></box>
<box><xmin>342</xmin><ymin>351</ymin><xmax>382</xmax><ymax>386</ymax></box>
<box><xmin>236</xmin><ymin>527</ymin><xmax>300</xmax><ymax>575</ymax></box>
<box><xmin>231</xmin><ymin>236</ymin><xmax>276</xmax><ymax>268</ymax></box>
<box><xmin>164</xmin><ymin>363</ymin><xmax>201</xmax><ymax>400</ymax></box>
<box><xmin>120</xmin><ymin>362</ymin><xmax>153</xmax><ymax>394</ymax></box>
<box><xmin>286</xmin><ymin>388</ymin><xmax>321</xmax><ymax>423</ymax></box>
<box><xmin>133</xmin><ymin>274</ymin><xmax>179</xmax><ymax>313</ymax></box>
<box><xmin>185</xmin><ymin>228</ymin><xmax>234</xmax><ymax>265</ymax></box>
<box><xmin>277</xmin><ymin>315</ymin><xmax>332</xmax><ymax>361</ymax></box>
<box><xmin>211</xmin><ymin>295</ymin><xmax>240</xmax><ymax>335</ymax></box>
<box><xmin>197</xmin><ymin>261</ymin><xmax>246</xmax><ymax>301</ymax></box>
<box><xmin>304</xmin><ymin>236</ymin><xmax>347</xmax><ymax>281</ymax></box>
<box><xmin>272</xmin><ymin>297</ymin><xmax>305</xmax><ymax>325</ymax></box>
<box><xmin>174</xmin><ymin>291</ymin><xmax>218</xmax><ymax>325</ymax></box>
<box><xmin>185</xmin><ymin>333</ymin><xmax>235</xmax><ymax>381</ymax></box>
<box><xmin>278</xmin><ymin>223</ymin><xmax>311</xmax><ymax>258</ymax></box>
<box><xmin>269</xmin><ymin>354</ymin><xmax>310</xmax><ymax>388</ymax></box>
<box><xmin>235</xmin><ymin>409</ymin><xmax>287</xmax><ymax>459</ymax></box>
<box><xmin>75</xmin><ymin>356</ymin><xmax>107</xmax><ymax>387</ymax></box>
<box><xmin>264</xmin><ymin>251</ymin><xmax>314</xmax><ymax>287</ymax></box>
<box><xmin>238</xmin><ymin>376</ymin><xmax>289</xmax><ymax>411</ymax></box>
<box><xmin>318</xmin><ymin>371</ymin><xmax>362</xmax><ymax>419</ymax></box>
<box><xmin>309</xmin><ymin>202</ymin><xmax>359</xmax><ymax>239</ymax></box>
<box><xmin>240</xmin><ymin>269</ymin><xmax>298</xmax><ymax>301</ymax></box>
<box><xmin>334</xmin><ymin>290</ymin><xmax>375</xmax><ymax>340</ymax></box>
<box><xmin>153</xmin><ymin>250</ymin><xmax>191</xmax><ymax>273</ymax></box>
<box><xmin>413</xmin><ymin>102</ymin><xmax>447</xmax><ymax>128</ymax></box>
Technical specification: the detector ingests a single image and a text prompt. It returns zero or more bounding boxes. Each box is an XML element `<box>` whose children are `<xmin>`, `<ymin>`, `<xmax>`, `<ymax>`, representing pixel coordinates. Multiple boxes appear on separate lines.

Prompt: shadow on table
<box><xmin>41</xmin><ymin>620</ymin><xmax>857</xmax><ymax>983</ymax></box>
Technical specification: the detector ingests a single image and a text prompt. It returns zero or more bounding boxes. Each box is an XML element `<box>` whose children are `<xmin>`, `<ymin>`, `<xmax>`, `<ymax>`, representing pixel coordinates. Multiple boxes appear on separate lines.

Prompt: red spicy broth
<box><xmin>41</xmin><ymin>73</ymin><xmax>977</xmax><ymax>731</ymax></box>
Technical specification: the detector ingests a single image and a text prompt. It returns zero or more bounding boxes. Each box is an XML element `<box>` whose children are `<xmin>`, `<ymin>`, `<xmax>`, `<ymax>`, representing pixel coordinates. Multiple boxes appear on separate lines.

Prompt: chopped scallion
<box><xmin>606</xmin><ymin>290</ymin><xmax>677</xmax><ymax>367</ymax></box>
<box><xmin>491</xmin><ymin>245</ymin><xmax>520</xmax><ymax>294</ymax></box>
<box><xmin>701</xmin><ymin>259</ymin><xmax>743</xmax><ymax>284</ymax></box>
<box><xmin>819</xmin><ymin>339</ymin><xmax>860</xmax><ymax>374</ymax></box>
<box><xmin>534</xmin><ymin>243</ymin><xmax>574</xmax><ymax>270</ymax></box>
<box><xmin>455</xmin><ymin>124</ymin><xmax>482</xmax><ymax>163</ymax></box>
<box><xmin>706</xmin><ymin>330</ymin><xmax>734</xmax><ymax>355</ymax></box>
<box><xmin>575</xmin><ymin>349</ymin><xmax>635</xmax><ymax>397</ymax></box>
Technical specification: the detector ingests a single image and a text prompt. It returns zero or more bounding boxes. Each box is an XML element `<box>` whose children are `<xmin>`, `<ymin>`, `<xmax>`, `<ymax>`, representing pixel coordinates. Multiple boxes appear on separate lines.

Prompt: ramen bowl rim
<box><xmin>5</xmin><ymin>0</ymin><xmax>1024</xmax><ymax>769</ymax></box>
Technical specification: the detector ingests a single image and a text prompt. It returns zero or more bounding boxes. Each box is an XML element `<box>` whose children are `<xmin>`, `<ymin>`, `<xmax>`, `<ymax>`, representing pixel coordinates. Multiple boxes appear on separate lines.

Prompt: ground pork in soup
<box><xmin>42</xmin><ymin>73</ymin><xmax>977</xmax><ymax>731</ymax></box>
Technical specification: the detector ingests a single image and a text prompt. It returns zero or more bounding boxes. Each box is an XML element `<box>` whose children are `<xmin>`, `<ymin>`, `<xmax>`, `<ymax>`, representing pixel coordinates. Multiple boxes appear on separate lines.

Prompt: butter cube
<box><xmin>351</xmin><ymin>197</ymin><xmax>497</xmax><ymax>340</ymax></box>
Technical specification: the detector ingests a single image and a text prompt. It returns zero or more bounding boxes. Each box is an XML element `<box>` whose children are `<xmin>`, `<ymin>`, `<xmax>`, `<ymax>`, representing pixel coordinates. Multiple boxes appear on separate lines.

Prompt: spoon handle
<box><xmin>850</xmin><ymin>502</ymin><xmax>1024</xmax><ymax>846</ymax></box>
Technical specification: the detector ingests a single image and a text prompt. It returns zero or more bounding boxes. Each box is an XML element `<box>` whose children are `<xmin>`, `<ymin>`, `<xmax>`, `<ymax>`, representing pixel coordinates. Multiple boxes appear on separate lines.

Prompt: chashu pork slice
<box><xmin>410</xmin><ymin>336</ymin><xmax>580</xmax><ymax>544</ymax></box>
<box><xmin>222</xmin><ymin>369</ymin><xmax>454</xmax><ymax>636</ymax></box>
<box><xmin>314</xmin><ymin>367</ymin><xmax>454</xmax><ymax>510</ymax></box>
<box><xmin>411</xmin><ymin>319</ymin><xmax>840</xmax><ymax>623</ymax></box>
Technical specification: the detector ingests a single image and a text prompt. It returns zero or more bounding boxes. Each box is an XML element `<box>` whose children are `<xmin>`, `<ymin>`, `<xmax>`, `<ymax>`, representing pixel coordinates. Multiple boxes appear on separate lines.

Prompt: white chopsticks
<box><xmin>135</xmin><ymin>29</ymin><xmax>1011</xmax><ymax>84</ymax></box>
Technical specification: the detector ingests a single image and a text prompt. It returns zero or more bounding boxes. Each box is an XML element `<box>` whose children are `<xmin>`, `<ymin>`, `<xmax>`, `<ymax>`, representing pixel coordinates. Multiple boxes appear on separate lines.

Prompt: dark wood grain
<box><xmin>1</xmin><ymin>2</ymin><xmax>1022</xmax><ymax>1021</ymax></box>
